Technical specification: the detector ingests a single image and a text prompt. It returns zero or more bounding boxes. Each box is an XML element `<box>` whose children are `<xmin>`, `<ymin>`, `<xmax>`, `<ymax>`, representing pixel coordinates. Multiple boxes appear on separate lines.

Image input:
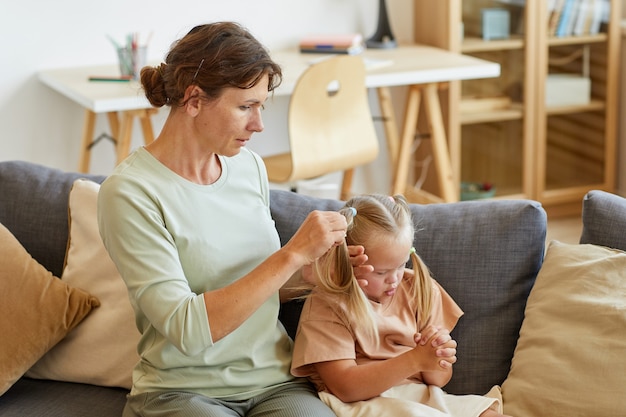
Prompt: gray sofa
<box><xmin>1</xmin><ymin>160</ymin><xmax>625</xmax><ymax>416</ymax></box>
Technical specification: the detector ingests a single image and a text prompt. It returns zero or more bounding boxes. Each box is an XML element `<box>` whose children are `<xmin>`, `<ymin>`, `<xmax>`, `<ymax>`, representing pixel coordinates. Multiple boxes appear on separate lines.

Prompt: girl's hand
<box><xmin>415</xmin><ymin>326</ymin><xmax>457</xmax><ymax>369</ymax></box>
<box><xmin>415</xmin><ymin>325</ymin><xmax>441</xmax><ymax>346</ymax></box>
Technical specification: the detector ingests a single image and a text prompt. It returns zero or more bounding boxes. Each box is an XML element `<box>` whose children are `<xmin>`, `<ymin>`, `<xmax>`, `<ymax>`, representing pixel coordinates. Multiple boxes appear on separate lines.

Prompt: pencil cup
<box><xmin>117</xmin><ymin>46</ymin><xmax>147</xmax><ymax>80</ymax></box>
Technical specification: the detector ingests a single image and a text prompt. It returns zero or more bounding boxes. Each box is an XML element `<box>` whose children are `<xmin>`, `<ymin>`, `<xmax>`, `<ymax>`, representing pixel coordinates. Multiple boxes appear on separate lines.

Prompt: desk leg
<box><xmin>78</xmin><ymin>109</ymin><xmax>157</xmax><ymax>171</ymax></box>
<box><xmin>423</xmin><ymin>83</ymin><xmax>457</xmax><ymax>203</ymax></box>
<box><xmin>116</xmin><ymin>112</ymin><xmax>135</xmax><ymax>164</ymax></box>
<box><xmin>107</xmin><ymin>112</ymin><xmax>120</xmax><ymax>142</ymax></box>
<box><xmin>116</xmin><ymin>109</ymin><xmax>157</xmax><ymax>164</ymax></box>
<box><xmin>78</xmin><ymin>110</ymin><xmax>97</xmax><ymax>173</ymax></box>
<box><xmin>376</xmin><ymin>86</ymin><xmax>400</xmax><ymax>169</ymax></box>
<box><xmin>139</xmin><ymin>109</ymin><xmax>157</xmax><ymax>145</ymax></box>
<box><xmin>393</xmin><ymin>83</ymin><xmax>458</xmax><ymax>203</ymax></box>
<box><xmin>393</xmin><ymin>85</ymin><xmax>421</xmax><ymax>196</ymax></box>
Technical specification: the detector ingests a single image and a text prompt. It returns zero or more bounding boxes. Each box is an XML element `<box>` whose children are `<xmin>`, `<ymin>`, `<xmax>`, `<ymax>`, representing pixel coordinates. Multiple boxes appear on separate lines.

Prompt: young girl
<box><xmin>291</xmin><ymin>194</ymin><xmax>509</xmax><ymax>417</ymax></box>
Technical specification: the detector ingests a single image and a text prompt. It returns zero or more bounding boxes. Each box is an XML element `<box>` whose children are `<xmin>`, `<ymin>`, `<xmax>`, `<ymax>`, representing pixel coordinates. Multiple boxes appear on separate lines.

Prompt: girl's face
<box><xmin>360</xmin><ymin>236</ymin><xmax>412</xmax><ymax>303</ymax></box>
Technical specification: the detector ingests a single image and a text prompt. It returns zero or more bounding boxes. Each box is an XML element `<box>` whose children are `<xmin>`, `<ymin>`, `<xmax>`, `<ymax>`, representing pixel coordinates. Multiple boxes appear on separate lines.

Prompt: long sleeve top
<box><xmin>98</xmin><ymin>147</ymin><xmax>294</xmax><ymax>400</ymax></box>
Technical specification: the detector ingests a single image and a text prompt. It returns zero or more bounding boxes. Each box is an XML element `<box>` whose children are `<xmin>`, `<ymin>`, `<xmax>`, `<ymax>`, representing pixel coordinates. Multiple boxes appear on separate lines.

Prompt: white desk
<box><xmin>272</xmin><ymin>46</ymin><xmax>498</xmax><ymax>94</ymax></box>
<box><xmin>39</xmin><ymin>67</ymin><xmax>157</xmax><ymax>172</ymax></box>
<box><xmin>272</xmin><ymin>46</ymin><xmax>500</xmax><ymax>202</ymax></box>
<box><xmin>39</xmin><ymin>45</ymin><xmax>499</xmax><ymax>202</ymax></box>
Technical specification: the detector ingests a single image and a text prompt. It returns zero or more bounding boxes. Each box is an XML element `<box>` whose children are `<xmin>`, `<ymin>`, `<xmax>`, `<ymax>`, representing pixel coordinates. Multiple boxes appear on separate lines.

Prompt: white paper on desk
<box><xmin>306</xmin><ymin>55</ymin><xmax>393</xmax><ymax>71</ymax></box>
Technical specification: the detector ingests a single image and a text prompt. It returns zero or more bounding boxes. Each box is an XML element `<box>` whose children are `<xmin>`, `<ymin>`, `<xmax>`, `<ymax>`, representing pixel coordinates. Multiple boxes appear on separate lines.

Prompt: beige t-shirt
<box><xmin>291</xmin><ymin>277</ymin><xmax>463</xmax><ymax>392</ymax></box>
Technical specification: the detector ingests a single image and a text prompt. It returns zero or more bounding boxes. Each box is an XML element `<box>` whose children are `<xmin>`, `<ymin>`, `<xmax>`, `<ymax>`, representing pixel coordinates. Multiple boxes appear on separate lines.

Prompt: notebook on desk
<box><xmin>299</xmin><ymin>33</ymin><xmax>364</xmax><ymax>55</ymax></box>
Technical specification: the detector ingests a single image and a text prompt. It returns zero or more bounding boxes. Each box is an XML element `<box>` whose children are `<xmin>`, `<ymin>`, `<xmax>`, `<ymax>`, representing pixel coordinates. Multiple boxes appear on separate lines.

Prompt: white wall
<box><xmin>0</xmin><ymin>0</ymin><xmax>414</xmax><ymax>196</ymax></box>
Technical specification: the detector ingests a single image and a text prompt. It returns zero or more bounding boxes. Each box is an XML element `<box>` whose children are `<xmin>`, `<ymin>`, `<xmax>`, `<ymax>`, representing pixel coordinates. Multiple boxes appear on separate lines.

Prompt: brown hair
<box><xmin>140</xmin><ymin>22</ymin><xmax>282</xmax><ymax>108</ymax></box>
<box><xmin>313</xmin><ymin>194</ymin><xmax>432</xmax><ymax>343</ymax></box>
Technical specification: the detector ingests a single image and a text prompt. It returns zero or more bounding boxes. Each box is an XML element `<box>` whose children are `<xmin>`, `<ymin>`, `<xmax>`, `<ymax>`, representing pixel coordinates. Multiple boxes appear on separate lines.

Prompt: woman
<box><xmin>97</xmin><ymin>22</ymin><xmax>345</xmax><ymax>417</ymax></box>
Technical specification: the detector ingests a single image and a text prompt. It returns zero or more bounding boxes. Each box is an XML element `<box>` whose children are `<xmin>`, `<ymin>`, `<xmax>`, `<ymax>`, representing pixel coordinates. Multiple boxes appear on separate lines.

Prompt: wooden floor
<box><xmin>546</xmin><ymin>215</ymin><xmax>583</xmax><ymax>245</ymax></box>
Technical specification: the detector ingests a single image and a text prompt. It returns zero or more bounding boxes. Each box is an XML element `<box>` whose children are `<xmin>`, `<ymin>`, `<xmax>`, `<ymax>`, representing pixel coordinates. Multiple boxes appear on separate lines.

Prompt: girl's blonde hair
<box><xmin>313</xmin><ymin>194</ymin><xmax>433</xmax><ymax>344</ymax></box>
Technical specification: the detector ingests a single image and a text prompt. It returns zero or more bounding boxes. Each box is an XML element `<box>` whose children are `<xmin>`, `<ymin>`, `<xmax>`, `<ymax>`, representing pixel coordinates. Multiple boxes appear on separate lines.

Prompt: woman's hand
<box><xmin>284</xmin><ymin>211</ymin><xmax>347</xmax><ymax>266</ymax></box>
<box><xmin>349</xmin><ymin>245</ymin><xmax>373</xmax><ymax>289</ymax></box>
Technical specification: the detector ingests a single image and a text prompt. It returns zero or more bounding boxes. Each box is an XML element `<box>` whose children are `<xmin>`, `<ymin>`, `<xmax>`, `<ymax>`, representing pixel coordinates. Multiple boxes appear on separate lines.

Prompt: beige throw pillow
<box><xmin>0</xmin><ymin>223</ymin><xmax>99</xmax><ymax>396</ymax></box>
<box><xmin>502</xmin><ymin>241</ymin><xmax>626</xmax><ymax>417</ymax></box>
<box><xmin>26</xmin><ymin>179</ymin><xmax>140</xmax><ymax>389</ymax></box>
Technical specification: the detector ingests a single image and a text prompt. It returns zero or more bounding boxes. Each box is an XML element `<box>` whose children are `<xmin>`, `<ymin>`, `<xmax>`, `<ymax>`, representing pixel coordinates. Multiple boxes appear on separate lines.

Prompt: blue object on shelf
<box><xmin>481</xmin><ymin>8</ymin><xmax>510</xmax><ymax>40</ymax></box>
<box><xmin>461</xmin><ymin>182</ymin><xmax>496</xmax><ymax>201</ymax></box>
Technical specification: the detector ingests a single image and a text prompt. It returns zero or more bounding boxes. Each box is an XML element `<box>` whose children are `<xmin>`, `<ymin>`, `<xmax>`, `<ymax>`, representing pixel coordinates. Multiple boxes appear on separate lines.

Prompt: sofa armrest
<box><xmin>581</xmin><ymin>190</ymin><xmax>626</xmax><ymax>251</ymax></box>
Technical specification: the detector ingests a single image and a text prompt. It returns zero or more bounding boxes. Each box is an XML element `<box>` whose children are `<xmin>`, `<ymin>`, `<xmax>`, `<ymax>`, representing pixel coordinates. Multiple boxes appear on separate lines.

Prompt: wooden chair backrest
<box><xmin>285</xmin><ymin>55</ymin><xmax>379</xmax><ymax>181</ymax></box>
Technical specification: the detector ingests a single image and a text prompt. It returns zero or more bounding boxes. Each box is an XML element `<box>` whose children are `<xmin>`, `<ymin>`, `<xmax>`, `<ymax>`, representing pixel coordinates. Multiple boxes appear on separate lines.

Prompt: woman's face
<box><xmin>360</xmin><ymin>236</ymin><xmax>412</xmax><ymax>303</ymax></box>
<box><xmin>196</xmin><ymin>74</ymin><xmax>269</xmax><ymax>157</ymax></box>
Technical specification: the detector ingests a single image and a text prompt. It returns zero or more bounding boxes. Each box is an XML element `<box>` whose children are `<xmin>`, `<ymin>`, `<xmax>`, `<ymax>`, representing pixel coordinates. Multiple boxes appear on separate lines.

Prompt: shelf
<box><xmin>462</xmin><ymin>32</ymin><xmax>607</xmax><ymax>53</ymax></box>
<box><xmin>460</xmin><ymin>102</ymin><xmax>524</xmax><ymax>125</ymax></box>
<box><xmin>547</xmin><ymin>33</ymin><xmax>608</xmax><ymax>47</ymax></box>
<box><xmin>545</xmin><ymin>99</ymin><xmax>605</xmax><ymax>116</ymax></box>
<box><xmin>462</xmin><ymin>36</ymin><xmax>525</xmax><ymax>53</ymax></box>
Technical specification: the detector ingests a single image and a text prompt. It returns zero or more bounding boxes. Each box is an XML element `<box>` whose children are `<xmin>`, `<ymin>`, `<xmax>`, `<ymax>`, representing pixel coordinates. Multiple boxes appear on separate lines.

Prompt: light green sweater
<box><xmin>97</xmin><ymin>147</ymin><xmax>295</xmax><ymax>400</ymax></box>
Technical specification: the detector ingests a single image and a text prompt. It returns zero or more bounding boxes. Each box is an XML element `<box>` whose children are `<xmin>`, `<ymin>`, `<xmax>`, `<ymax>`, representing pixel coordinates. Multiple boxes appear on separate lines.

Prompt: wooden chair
<box><xmin>263</xmin><ymin>55</ymin><xmax>379</xmax><ymax>200</ymax></box>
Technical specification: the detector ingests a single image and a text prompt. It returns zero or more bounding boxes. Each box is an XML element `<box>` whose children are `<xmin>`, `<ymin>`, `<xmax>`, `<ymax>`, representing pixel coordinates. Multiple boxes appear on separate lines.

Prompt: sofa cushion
<box><xmin>0</xmin><ymin>222</ymin><xmax>100</xmax><ymax>396</ymax></box>
<box><xmin>27</xmin><ymin>179</ymin><xmax>140</xmax><ymax>389</ymax></box>
<box><xmin>501</xmin><ymin>241</ymin><xmax>626</xmax><ymax>417</ymax></box>
<box><xmin>0</xmin><ymin>377</ymin><xmax>127</xmax><ymax>417</ymax></box>
<box><xmin>0</xmin><ymin>161</ymin><xmax>105</xmax><ymax>277</ymax></box>
<box><xmin>270</xmin><ymin>190</ymin><xmax>546</xmax><ymax>395</ymax></box>
<box><xmin>580</xmin><ymin>189</ymin><xmax>626</xmax><ymax>250</ymax></box>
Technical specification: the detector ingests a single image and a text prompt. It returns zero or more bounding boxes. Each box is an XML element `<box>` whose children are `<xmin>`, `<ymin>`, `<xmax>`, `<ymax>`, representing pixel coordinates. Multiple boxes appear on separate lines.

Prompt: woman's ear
<box><xmin>183</xmin><ymin>85</ymin><xmax>204</xmax><ymax>116</ymax></box>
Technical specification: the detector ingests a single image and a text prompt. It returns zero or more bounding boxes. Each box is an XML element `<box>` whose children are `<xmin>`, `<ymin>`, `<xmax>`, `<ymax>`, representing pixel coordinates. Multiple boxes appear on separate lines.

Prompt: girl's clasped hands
<box><xmin>414</xmin><ymin>325</ymin><xmax>458</xmax><ymax>370</ymax></box>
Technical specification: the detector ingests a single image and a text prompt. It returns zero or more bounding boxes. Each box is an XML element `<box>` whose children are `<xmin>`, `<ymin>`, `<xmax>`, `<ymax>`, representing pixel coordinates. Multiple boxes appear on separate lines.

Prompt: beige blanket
<box><xmin>319</xmin><ymin>384</ymin><xmax>502</xmax><ymax>417</ymax></box>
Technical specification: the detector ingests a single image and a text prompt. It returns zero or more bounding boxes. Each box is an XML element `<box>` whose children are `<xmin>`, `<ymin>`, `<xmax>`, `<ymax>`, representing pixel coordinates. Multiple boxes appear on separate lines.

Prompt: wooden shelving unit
<box><xmin>536</xmin><ymin>2</ymin><xmax>621</xmax><ymax>215</ymax></box>
<box><xmin>412</xmin><ymin>0</ymin><xmax>621</xmax><ymax>215</ymax></box>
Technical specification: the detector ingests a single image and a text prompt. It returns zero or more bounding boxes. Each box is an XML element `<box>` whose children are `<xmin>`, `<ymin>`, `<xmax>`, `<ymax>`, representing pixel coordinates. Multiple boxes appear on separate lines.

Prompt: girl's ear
<box><xmin>183</xmin><ymin>85</ymin><xmax>204</xmax><ymax>116</ymax></box>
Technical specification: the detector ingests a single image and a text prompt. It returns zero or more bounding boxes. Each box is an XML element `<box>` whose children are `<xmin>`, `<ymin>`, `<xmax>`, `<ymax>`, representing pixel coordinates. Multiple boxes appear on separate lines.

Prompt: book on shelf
<box><xmin>590</xmin><ymin>0</ymin><xmax>611</xmax><ymax>34</ymax></box>
<box><xmin>473</xmin><ymin>0</ymin><xmax>610</xmax><ymax>38</ymax></box>
<box><xmin>299</xmin><ymin>33</ymin><xmax>364</xmax><ymax>55</ymax></box>
<box><xmin>549</xmin><ymin>0</ymin><xmax>610</xmax><ymax>37</ymax></box>
<box><xmin>555</xmin><ymin>0</ymin><xmax>576</xmax><ymax>37</ymax></box>
<box><xmin>573</xmin><ymin>0</ymin><xmax>593</xmax><ymax>36</ymax></box>
<box><xmin>549</xmin><ymin>0</ymin><xmax>567</xmax><ymax>36</ymax></box>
